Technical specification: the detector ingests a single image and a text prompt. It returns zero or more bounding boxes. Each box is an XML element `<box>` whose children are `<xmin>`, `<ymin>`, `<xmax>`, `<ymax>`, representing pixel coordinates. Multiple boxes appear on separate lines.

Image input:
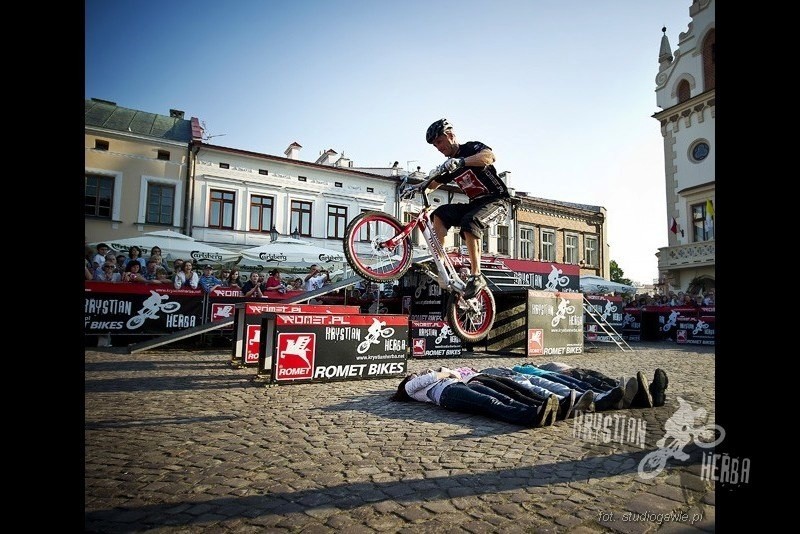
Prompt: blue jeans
<box><xmin>438</xmin><ymin>382</ymin><xmax>537</xmax><ymax>427</ymax></box>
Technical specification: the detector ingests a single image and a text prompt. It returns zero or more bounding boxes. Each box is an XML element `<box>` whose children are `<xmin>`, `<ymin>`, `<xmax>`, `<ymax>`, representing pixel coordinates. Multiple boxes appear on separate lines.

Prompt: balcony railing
<box><xmin>657</xmin><ymin>241</ymin><xmax>715</xmax><ymax>269</ymax></box>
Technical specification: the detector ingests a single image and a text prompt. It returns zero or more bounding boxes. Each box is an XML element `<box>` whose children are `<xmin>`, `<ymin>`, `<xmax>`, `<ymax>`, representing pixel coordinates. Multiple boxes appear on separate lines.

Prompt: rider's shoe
<box><xmin>649</xmin><ymin>368</ymin><xmax>669</xmax><ymax>407</ymax></box>
<box><xmin>631</xmin><ymin>371</ymin><xmax>653</xmax><ymax>408</ymax></box>
<box><xmin>463</xmin><ymin>273</ymin><xmax>487</xmax><ymax>299</ymax></box>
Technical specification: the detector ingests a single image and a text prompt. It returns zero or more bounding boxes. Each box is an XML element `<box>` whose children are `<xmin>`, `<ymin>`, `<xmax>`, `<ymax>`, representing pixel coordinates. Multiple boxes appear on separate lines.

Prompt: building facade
<box><xmin>86</xmin><ymin>101</ymin><xmax>609</xmax><ymax>280</ymax></box>
<box><xmin>654</xmin><ymin>0</ymin><xmax>715</xmax><ymax>294</ymax></box>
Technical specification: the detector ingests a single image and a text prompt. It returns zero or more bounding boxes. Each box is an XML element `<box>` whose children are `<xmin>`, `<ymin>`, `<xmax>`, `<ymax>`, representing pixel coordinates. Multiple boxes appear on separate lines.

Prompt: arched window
<box><xmin>702</xmin><ymin>29</ymin><xmax>715</xmax><ymax>90</ymax></box>
<box><xmin>677</xmin><ymin>80</ymin><xmax>691</xmax><ymax>103</ymax></box>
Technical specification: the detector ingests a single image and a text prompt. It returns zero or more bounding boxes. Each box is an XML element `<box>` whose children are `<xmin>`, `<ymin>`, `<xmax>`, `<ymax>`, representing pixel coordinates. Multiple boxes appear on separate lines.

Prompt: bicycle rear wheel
<box><xmin>344</xmin><ymin>211</ymin><xmax>413</xmax><ymax>283</ymax></box>
<box><xmin>446</xmin><ymin>287</ymin><xmax>496</xmax><ymax>344</ymax></box>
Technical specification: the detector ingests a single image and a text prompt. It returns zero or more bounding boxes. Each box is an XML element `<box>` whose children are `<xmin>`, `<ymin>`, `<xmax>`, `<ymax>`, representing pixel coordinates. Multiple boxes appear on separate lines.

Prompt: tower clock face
<box><xmin>692</xmin><ymin>142</ymin><xmax>709</xmax><ymax>161</ymax></box>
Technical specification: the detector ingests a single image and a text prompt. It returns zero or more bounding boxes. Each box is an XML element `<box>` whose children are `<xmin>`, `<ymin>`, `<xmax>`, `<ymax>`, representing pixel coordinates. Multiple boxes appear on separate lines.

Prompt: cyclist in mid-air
<box><xmin>420</xmin><ymin>118</ymin><xmax>511</xmax><ymax>299</ymax></box>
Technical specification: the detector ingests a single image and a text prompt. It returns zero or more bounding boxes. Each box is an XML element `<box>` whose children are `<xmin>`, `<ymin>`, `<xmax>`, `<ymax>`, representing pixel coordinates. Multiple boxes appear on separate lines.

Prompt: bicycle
<box><xmin>356</xmin><ymin>318</ymin><xmax>396</xmax><ymax>354</ymax></box>
<box><xmin>126</xmin><ymin>290</ymin><xmax>181</xmax><ymax>329</ymax></box>
<box><xmin>343</xmin><ymin>172</ymin><xmax>497</xmax><ymax>343</ymax></box>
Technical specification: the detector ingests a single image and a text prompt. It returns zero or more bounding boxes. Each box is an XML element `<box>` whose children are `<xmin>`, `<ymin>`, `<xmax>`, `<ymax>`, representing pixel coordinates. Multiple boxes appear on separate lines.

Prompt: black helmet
<box><xmin>425</xmin><ymin>118</ymin><xmax>452</xmax><ymax>144</ymax></box>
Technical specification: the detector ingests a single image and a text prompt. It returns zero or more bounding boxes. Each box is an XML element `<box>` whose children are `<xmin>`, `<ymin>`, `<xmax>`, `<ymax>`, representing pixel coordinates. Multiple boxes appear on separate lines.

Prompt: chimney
<box><xmin>169</xmin><ymin>109</ymin><xmax>185</xmax><ymax>120</ymax></box>
<box><xmin>284</xmin><ymin>141</ymin><xmax>302</xmax><ymax>160</ymax></box>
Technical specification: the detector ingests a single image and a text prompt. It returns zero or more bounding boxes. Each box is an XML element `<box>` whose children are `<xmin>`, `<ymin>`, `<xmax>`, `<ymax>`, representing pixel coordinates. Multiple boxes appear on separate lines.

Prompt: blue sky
<box><xmin>85</xmin><ymin>0</ymin><xmax>695</xmax><ymax>285</ymax></box>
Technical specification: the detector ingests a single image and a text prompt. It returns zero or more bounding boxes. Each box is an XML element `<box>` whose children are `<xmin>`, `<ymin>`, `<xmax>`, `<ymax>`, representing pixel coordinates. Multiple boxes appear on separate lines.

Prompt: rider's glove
<box><xmin>400</xmin><ymin>184</ymin><xmax>418</xmax><ymax>200</ymax></box>
<box><xmin>442</xmin><ymin>157</ymin><xmax>465</xmax><ymax>173</ymax></box>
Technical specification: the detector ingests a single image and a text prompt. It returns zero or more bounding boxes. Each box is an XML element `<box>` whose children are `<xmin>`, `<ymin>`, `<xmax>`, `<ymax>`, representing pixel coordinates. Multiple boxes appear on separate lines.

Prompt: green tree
<box><xmin>610</xmin><ymin>260</ymin><xmax>633</xmax><ymax>286</ymax></box>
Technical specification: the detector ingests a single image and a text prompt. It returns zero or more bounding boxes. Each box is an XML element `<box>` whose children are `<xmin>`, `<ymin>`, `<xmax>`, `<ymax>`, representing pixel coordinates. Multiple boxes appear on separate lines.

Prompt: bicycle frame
<box><xmin>390</xmin><ymin>179</ymin><xmax>467</xmax><ymax>295</ymax></box>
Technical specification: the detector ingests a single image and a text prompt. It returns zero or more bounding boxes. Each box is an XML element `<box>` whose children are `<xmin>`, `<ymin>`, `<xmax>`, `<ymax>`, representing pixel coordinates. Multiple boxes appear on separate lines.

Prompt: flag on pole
<box><xmin>705</xmin><ymin>200</ymin><xmax>714</xmax><ymax>237</ymax></box>
<box><xmin>670</xmin><ymin>217</ymin><xmax>678</xmax><ymax>234</ymax></box>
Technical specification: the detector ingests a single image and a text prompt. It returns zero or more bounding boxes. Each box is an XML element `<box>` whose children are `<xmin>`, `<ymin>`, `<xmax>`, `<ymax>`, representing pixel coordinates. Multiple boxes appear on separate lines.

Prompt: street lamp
<box><xmin>270</xmin><ymin>225</ymin><xmax>278</xmax><ymax>242</ymax></box>
<box><xmin>291</xmin><ymin>227</ymin><xmax>300</xmax><ymax>240</ymax></box>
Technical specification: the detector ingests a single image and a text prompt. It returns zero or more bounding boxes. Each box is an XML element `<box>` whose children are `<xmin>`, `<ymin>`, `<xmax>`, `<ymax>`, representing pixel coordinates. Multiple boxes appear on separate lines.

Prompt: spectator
<box><xmin>219</xmin><ymin>268</ymin><xmax>232</xmax><ymax>286</ymax></box>
<box><xmin>227</xmin><ymin>269</ymin><xmax>243</xmax><ymax>292</ymax></box>
<box><xmin>94</xmin><ymin>263</ymin><xmax>121</xmax><ymax>282</ymax></box>
<box><xmin>171</xmin><ymin>259</ymin><xmax>185</xmax><ymax>276</ymax></box>
<box><xmin>123</xmin><ymin>246</ymin><xmax>147</xmax><ymax>270</ymax></box>
<box><xmin>115</xmin><ymin>255</ymin><xmax>127</xmax><ymax>274</ymax></box>
<box><xmin>264</xmin><ymin>269</ymin><xmax>287</xmax><ymax>293</ymax></box>
<box><xmin>94</xmin><ymin>253</ymin><xmax>119</xmax><ymax>279</ymax></box>
<box><xmin>148</xmin><ymin>246</ymin><xmax>170</xmax><ymax>271</ymax></box>
<box><xmin>150</xmin><ymin>266</ymin><xmax>171</xmax><ymax>284</ymax></box>
<box><xmin>241</xmin><ymin>272</ymin><xmax>266</xmax><ymax>298</ymax></box>
<box><xmin>304</xmin><ymin>264</ymin><xmax>330</xmax><ymax>291</ymax></box>
<box><xmin>198</xmin><ymin>264</ymin><xmax>223</xmax><ymax>293</ymax></box>
<box><xmin>91</xmin><ymin>243</ymin><xmax>111</xmax><ymax>270</ymax></box>
<box><xmin>702</xmin><ymin>291</ymin><xmax>715</xmax><ymax>306</ymax></box>
<box><xmin>174</xmin><ymin>261</ymin><xmax>199</xmax><ymax>289</ymax></box>
<box><xmin>290</xmin><ymin>278</ymin><xmax>304</xmax><ymax>291</ymax></box>
<box><xmin>84</xmin><ymin>259</ymin><xmax>94</xmax><ymax>281</ymax></box>
<box><xmin>142</xmin><ymin>257</ymin><xmax>160</xmax><ymax>281</ymax></box>
<box><xmin>121</xmin><ymin>261</ymin><xmax>147</xmax><ymax>283</ymax></box>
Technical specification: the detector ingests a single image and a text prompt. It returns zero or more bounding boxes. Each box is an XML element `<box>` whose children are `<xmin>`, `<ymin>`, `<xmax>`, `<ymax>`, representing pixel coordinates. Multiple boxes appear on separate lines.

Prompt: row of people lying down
<box><xmin>391</xmin><ymin>362</ymin><xmax>669</xmax><ymax>428</ymax></box>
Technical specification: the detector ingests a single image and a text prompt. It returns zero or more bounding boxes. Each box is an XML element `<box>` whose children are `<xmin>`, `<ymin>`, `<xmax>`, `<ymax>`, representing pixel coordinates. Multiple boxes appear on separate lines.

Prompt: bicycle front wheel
<box><xmin>344</xmin><ymin>211</ymin><xmax>413</xmax><ymax>283</ymax></box>
<box><xmin>446</xmin><ymin>287</ymin><xmax>496</xmax><ymax>344</ymax></box>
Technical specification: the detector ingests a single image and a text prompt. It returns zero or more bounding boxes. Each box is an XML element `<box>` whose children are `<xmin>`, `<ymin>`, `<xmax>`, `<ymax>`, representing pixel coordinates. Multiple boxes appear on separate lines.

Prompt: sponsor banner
<box><xmin>621</xmin><ymin>308</ymin><xmax>642</xmax><ymax>341</ymax></box>
<box><xmin>268</xmin><ymin>314</ymin><xmax>408</xmax><ymax>383</ymax></box>
<box><xmin>410</xmin><ymin>320</ymin><xmax>464</xmax><ymax>358</ymax></box>
<box><xmin>584</xmin><ymin>295</ymin><xmax>624</xmax><ymax>342</ymax></box>
<box><xmin>526</xmin><ymin>290</ymin><xmax>584</xmax><ymax>356</ymax></box>
<box><xmin>492</xmin><ymin>258</ymin><xmax>580</xmax><ymax>292</ymax></box>
<box><xmin>232</xmin><ymin>302</ymin><xmax>361</xmax><ymax>366</ymax></box>
<box><xmin>84</xmin><ymin>282</ymin><xmax>203</xmax><ymax>334</ymax></box>
<box><xmin>675</xmin><ymin>316</ymin><xmax>716</xmax><ymax>345</ymax></box>
<box><xmin>408</xmin><ymin>270</ymin><xmax>445</xmax><ymax>317</ymax></box>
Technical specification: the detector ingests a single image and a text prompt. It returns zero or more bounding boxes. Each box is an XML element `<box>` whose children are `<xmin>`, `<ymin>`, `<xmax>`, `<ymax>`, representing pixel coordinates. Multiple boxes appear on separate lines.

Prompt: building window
<box><xmin>540</xmin><ymin>229</ymin><xmax>555</xmax><ymax>262</ymax></box>
<box><xmin>258</xmin><ymin>169</ymin><xmax>268</xmax><ymax>175</ymax></box>
<box><xmin>585</xmin><ymin>236</ymin><xmax>598</xmax><ymax>267</ymax></box>
<box><xmin>690</xmin><ymin>140</ymin><xmax>710</xmax><ymax>162</ymax></box>
<box><xmin>565</xmin><ymin>234</ymin><xmax>578</xmax><ymax>264</ymax></box>
<box><xmin>403</xmin><ymin>212</ymin><xmax>421</xmax><ymax>246</ymax></box>
<box><xmin>298</xmin><ymin>176</ymin><xmax>307</xmax><ymax>182</ymax></box>
<box><xmin>145</xmin><ymin>183</ymin><xmax>175</xmax><ymax>225</ymax></box>
<box><xmin>367</xmin><ymin>187</ymin><xmax>374</xmax><ymax>193</ymax></box>
<box><xmin>452</xmin><ymin>230</ymin><xmax>462</xmax><ymax>249</ymax></box>
<box><xmin>157</xmin><ymin>150</ymin><xmax>170</xmax><ymax>161</ymax></box>
<box><xmin>497</xmin><ymin>226</ymin><xmax>509</xmax><ymax>255</ymax></box>
<box><xmin>327</xmin><ymin>205</ymin><xmax>348</xmax><ymax>239</ymax></box>
<box><xmin>219</xmin><ymin>162</ymin><xmax>229</xmax><ymax>169</ymax></box>
<box><xmin>335</xmin><ymin>182</ymin><xmax>342</xmax><ymax>188</ymax></box>
<box><xmin>357</xmin><ymin>209</ymin><xmax>373</xmax><ymax>242</ymax></box>
<box><xmin>209</xmin><ymin>190</ymin><xmax>235</xmax><ymax>229</ymax></box>
<box><xmin>691</xmin><ymin>202</ymin><xmax>713</xmax><ymax>241</ymax></box>
<box><xmin>85</xmin><ymin>173</ymin><xmax>114</xmax><ymax>218</ymax></box>
<box><xmin>95</xmin><ymin>140</ymin><xmax>109</xmax><ymax>151</ymax></box>
<box><xmin>249</xmin><ymin>195</ymin><xmax>274</xmax><ymax>233</ymax></box>
<box><xmin>291</xmin><ymin>200</ymin><xmax>312</xmax><ymax>237</ymax></box>
<box><xmin>519</xmin><ymin>228</ymin><xmax>534</xmax><ymax>259</ymax></box>
<box><xmin>703</xmin><ymin>29</ymin><xmax>715</xmax><ymax>90</ymax></box>
<box><xmin>677</xmin><ymin>79</ymin><xmax>691</xmax><ymax>103</ymax></box>
<box><xmin>482</xmin><ymin>232</ymin><xmax>489</xmax><ymax>253</ymax></box>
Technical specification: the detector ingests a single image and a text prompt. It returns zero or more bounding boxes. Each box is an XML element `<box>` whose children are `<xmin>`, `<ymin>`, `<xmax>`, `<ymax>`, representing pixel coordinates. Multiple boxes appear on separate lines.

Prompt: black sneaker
<box><xmin>567</xmin><ymin>390</ymin><xmax>595</xmax><ymax>418</ymax></box>
<box><xmin>631</xmin><ymin>371</ymin><xmax>653</xmax><ymax>408</ymax></box>
<box><xmin>463</xmin><ymin>273</ymin><xmax>487</xmax><ymax>299</ymax></box>
<box><xmin>649</xmin><ymin>368</ymin><xmax>669</xmax><ymax>407</ymax></box>
<box><xmin>557</xmin><ymin>390</ymin><xmax>576</xmax><ymax>421</ymax></box>
<box><xmin>594</xmin><ymin>386</ymin><xmax>623</xmax><ymax>411</ymax></box>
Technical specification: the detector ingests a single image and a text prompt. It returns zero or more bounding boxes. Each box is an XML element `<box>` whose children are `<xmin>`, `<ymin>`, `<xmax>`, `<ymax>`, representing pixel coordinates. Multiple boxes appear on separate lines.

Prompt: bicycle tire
<box><xmin>344</xmin><ymin>211</ymin><xmax>413</xmax><ymax>283</ymax></box>
<box><xmin>160</xmin><ymin>301</ymin><xmax>181</xmax><ymax>313</ymax></box>
<box><xmin>446</xmin><ymin>287</ymin><xmax>496</xmax><ymax>344</ymax></box>
<box><xmin>126</xmin><ymin>315</ymin><xmax>146</xmax><ymax>330</ymax></box>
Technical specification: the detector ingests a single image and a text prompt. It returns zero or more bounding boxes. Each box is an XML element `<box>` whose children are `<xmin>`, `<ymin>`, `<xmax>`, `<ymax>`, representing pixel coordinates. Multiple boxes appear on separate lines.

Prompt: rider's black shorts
<box><xmin>432</xmin><ymin>196</ymin><xmax>509</xmax><ymax>240</ymax></box>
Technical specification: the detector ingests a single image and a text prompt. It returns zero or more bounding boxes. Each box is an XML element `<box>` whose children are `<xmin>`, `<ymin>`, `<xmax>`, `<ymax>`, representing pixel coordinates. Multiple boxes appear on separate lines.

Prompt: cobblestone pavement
<box><xmin>85</xmin><ymin>342</ymin><xmax>717</xmax><ymax>533</ymax></box>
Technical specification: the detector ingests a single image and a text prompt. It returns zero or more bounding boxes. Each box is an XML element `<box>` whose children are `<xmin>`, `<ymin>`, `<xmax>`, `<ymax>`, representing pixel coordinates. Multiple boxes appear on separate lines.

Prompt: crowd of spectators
<box><xmin>621</xmin><ymin>289</ymin><xmax>715</xmax><ymax>308</ymax></box>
